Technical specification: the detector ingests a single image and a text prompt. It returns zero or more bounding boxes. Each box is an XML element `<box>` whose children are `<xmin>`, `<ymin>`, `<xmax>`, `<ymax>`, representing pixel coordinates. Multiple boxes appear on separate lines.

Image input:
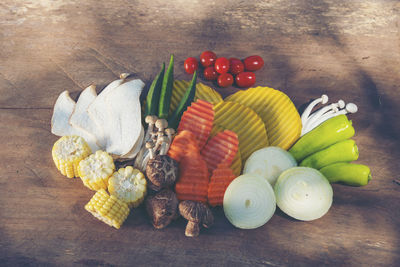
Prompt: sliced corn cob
<box><xmin>108</xmin><ymin>166</ymin><xmax>147</xmax><ymax>208</ymax></box>
<box><xmin>52</xmin><ymin>135</ymin><xmax>92</xmax><ymax>178</ymax></box>
<box><xmin>85</xmin><ymin>189</ymin><xmax>130</xmax><ymax>229</ymax></box>
<box><xmin>78</xmin><ymin>150</ymin><xmax>115</xmax><ymax>191</ymax></box>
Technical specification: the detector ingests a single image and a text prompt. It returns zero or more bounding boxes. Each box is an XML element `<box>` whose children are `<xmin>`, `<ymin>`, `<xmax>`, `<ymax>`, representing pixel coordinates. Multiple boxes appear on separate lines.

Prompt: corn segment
<box><xmin>108</xmin><ymin>166</ymin><xmax>147</xmax><ymax>208</ymax></box>
<box><xmin>52</xmin><ymin>135</ymin><xmax>92</xmax><ymax>178</ymax></box>
<box><xmin>85</xmin><ymin>189</ymin><xmax>130</xmax><ymax>229</ymax></box>
<box><xmin>78</xmin><ymin>150</ymin><xmax>115</xmax><ymax>191</ymax></box>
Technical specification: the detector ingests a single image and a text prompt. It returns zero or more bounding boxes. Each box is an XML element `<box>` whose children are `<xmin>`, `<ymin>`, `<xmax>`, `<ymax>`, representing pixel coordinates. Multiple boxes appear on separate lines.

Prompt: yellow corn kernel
<box><xmin>85</xmin><ymin>189</ymin><xmax>130</xmax><ymax>229</ymax></box>
<box><xmin>78</xmin><ymin>150</ymin><xmax>115</xmax><ymax>191</ymax></box>
<box><xmin>108</xmin><ymin>166</ymin><xmax>147</xmax><ymax>208</ymax></box>
<box><xmin>52</xmin><ymin>135</ymin><xmax>92</xmax><ymax>178</ymax></box>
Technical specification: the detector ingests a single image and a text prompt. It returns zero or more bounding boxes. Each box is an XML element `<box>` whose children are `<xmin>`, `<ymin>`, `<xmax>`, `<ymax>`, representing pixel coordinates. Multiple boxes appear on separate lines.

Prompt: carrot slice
<box><xmin>177</xmin><ymin>99</ymin><xmax>214</xmax><ymax>150</ymax></box>
<box><xmin>174</xmin><ymin>147</ymin><xmax>210</xmax><ymax>203</ymax></box>
<box><xmin>167</xmin><ymin>130</ymin><xmax>199</xmax><ymax>162</ymax></box>
<box><xmin>201</xmin><ymin>130</ymin><xmax>239</xmax><ymax>173</ymax></box>
<box><xmin>207</xmin><ymin>164</ymin><xmax>237</xmax><ymax>206</ymax></box>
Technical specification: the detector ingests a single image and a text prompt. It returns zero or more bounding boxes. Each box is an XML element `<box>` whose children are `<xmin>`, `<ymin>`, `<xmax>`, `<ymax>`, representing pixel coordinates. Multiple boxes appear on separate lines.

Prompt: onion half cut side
<box><xmin>274</xmin><ymin>167</ymin><xmax>333</xmax><ymax>221</ymax></box>
<box><xmin>223</xmin><ymin>174</ymin><xmax>276</xmax><ymax>229</ymax></box>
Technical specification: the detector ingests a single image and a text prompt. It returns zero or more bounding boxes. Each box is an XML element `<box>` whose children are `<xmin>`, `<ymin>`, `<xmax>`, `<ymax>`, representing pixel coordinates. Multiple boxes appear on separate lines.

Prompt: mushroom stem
<box><xmin>146</xmin><ymin>141</ymin><xmax>155</xmax><ymax>159</ymax></box>
<box><xmin>160</xmin><ymin>140</ymin><xmax>169</xmax><ymax>156</ymax></box>
<box><xmin>302</xmin><ymin>101</ymin><xmax>344</xmax><ymax>136</ymax></box>
<box><xmin>164</xmin><ymin>128</ymin><xmax>175</xmax><ymax>152</ymax></box>
<box><xmin>144</xmin><ymin>115</ymin><xmax>158</xmax><ymax>142</ymax></box>
<box><xmin>304</xmin><ymin>103</ymin><xmax>358</xmax><ymax>135</ymax></box>
<box><xmin>154</xmin><ymin>133</ymin><xmax>166</xmax><ymax>153</ymax></box>
<box><xmin>185</xmin><ymin>221</ymin><xmax>200</xmax><ymax>237</ymax></box>
<box><xmin>301</xmin><ymin>95</ymin><xmax>329</xmax><ymax>126</ymax></box>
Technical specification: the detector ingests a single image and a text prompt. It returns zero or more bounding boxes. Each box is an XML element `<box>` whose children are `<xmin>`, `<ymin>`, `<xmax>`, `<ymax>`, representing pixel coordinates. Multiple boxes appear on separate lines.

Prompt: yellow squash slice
<box><xmin>211</xmin><ymin>101</ymin><xmax>269</xmax><ymax>164</ymax></box>
<box><xmin>52</xmin><ymin>135</ymin><xmax>92</xmax><ymax>178</ymax></box>
<box><xmin>226</xmin><ymin>87</ymin><xmax>302</xmax><ymax>150</ymax></box>
<box><xmin>211</xmin><ymin>124</ymin><xmax>242</xmax><ymax>175</ymax></box>
<box><xmin>85</xmin><ymin>189</ymin><xmax>130</xmax><ymax>229</ymax></box>
<box><xmin>108</xmin><ymin>166</ymin><xmax>147</xmax><ymax>208</ymax></box>
<box><xmin>169</xmin><ymin>80</ymin><xmax>223</xmax><ymax>115</ymax></box>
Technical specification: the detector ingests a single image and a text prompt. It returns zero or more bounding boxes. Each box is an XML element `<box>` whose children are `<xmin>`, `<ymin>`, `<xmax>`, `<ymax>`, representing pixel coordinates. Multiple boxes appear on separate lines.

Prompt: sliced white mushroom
<box><xmin>69</xmin><ymin>85</ymin><xmax>99</xmax><ymax>145</ymax></box>
<box><xmin>87</xmin><ymin>77</ymin><xmax>126</xmax><ymax>148</ymax></box>
<box><xmin>105</xmin><ymin>79</ymin><xmax>144</xmax><ymax>156</ymax></box>
<box><xmin>121</xmin><ymin>125</ymin><xmax>144</xmax><ymax>159</ymax></box>
<box><xmin>51</xmin><ymin>90</ymin><xmax>99</xmax><ymax>152</ymax></box>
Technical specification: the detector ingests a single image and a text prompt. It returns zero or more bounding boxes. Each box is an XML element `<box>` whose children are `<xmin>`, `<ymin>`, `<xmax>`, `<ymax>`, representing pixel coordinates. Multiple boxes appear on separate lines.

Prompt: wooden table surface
<box><xmin>1</xmin><ymin>1</ymin><xmax>399</xmax><ymax>266</ymax></box>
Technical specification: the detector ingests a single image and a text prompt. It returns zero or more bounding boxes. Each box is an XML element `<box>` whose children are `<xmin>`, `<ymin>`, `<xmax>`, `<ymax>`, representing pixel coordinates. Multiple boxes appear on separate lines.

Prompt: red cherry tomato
<box><xmin>203</xmin><ymin>66</ymin><xmax>219</xmax><ymax>81</ymax></box>
<box><xmin>200</xmin><ymin>51</ymin><xmax>217</xmax><ymax>67</ymax></box>
<box><xmin>217</xmin><ymin>73</ymin><xmax>234</xmax><ymax>87</ymax></box>
<box><xmin>229</xmin><ymin>58</ymin><xmax>244</xmax><ymax>75</ymax></box>
<box><xmin>184</xmin><ymin>57</ymin><xmax>198</xmax><ymax>74</ymax></box>
<box><xmin>243</xmin><ymin>55</ymin><xmax>264</xmax><ymax>71</ymax></box>
<box><xmin>235</xmin><ymin>72</ymin><xmax>256</xmax><ymax>87</ymax></box>
<box><xmin>215</xmin><ymin>57</ymin><xmax>230</xmax><ymax>74</ymax></box>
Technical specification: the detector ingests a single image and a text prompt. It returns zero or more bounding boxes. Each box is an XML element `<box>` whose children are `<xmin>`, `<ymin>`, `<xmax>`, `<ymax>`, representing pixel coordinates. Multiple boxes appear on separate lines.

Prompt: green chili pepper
<box><xmin>289</xmin><ymin>114</ymin><xmax>355</xmax><ymax>162</ymax></box>
<box><xmin>300</xmin><ymin>139</ymin><xmax>359</xmax><ymax>169</ymax></box>
<box><xmin>144</xmin><ymin>63</ymin><xmax>165</xmax><ymax>117</ymax></box>
<box><xmin>158</xmin><ymin>54</ymin><xmax>174</xmax><ymax>119</ymax></box>
<box><xmin>168</xmin><ymin>71</ymin><xmax>197</xmax><ymax>129</ymax></box>
<box><xmin>320</xmin><ymin>163</ymin><xmax>371</xmax><ymax>186</ymax></box>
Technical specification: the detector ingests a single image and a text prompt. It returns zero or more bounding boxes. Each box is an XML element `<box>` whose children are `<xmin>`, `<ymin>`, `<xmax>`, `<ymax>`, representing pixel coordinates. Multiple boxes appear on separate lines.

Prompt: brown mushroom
<box><xmin>145</xmin><ymin>141</ymin><xmax>155</xmax><ymax>159</ymax></box>
<box><xmin>146</xmin><ymin>154</ymin><xmax>178</xmax><ymax>191</ymax></box>
<box><xmin>179</xmin><ymin>200</ymin><xmax>214</xmax><ymax>237</ymax></box>
<box><xmin>145</xmin><ymin>189</ymin><xmax>179</xmax><ymax>229</ymax></box>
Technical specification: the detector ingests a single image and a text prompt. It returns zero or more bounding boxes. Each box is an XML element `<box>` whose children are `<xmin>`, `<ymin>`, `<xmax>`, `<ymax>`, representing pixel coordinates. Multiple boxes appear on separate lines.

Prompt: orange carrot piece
<box><xmin>175</xmin><ymin>151</ymin><xmax>209</xmax><ymax>203</ymax></box>
<box><xmin>177</xmin><ymin>99</ymin><xmax>214</xmax><ymax>150</ymax></box>
<box><xmin>201</xmin><ymin>129</ymin><xmax>239</xmax><ymax>173</ymax></box>
<box><xmin>167</xmin><ymin>130</ymin><xmax>199</xmax><ymax>162</ymax></box>
<box><xmin>207</xmin><ymin>164</ymin><xmax>237</xmax><ymax>206</ymax></box>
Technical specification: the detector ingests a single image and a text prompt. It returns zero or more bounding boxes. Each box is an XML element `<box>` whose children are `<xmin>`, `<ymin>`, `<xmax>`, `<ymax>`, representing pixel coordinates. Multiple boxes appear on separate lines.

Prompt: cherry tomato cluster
<box><xmin>184</xmin><ymin>51</ymin><xmax>264</xmax><ymax>88</ymax></box>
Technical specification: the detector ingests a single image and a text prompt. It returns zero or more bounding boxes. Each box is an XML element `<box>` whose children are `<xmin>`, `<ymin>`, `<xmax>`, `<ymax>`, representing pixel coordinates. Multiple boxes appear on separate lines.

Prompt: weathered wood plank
<box><xmin>0</xmin><ymin>0</ymin><xmax>399</xmax><ymax>266</ymax></box>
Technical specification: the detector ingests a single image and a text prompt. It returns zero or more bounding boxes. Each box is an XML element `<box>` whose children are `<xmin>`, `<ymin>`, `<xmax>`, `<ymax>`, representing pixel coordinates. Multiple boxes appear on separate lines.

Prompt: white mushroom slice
<box><xmin>121</xmin><ymin>125</ymin><xmax>144</xmax><ymax>159</ymax></box>
<box><xmin>69</xmin><ymin>85</ymin><xmax>99</xmax><ymax>145</ymax></box>
<box><xmin>51</xmin><ymin>91</ymin><xmax>100</xmax><ymax>152</ymax></box>
<box><xmin>105</xmin><ymin>79</ymin><xmax>144</xmax><ymax>156</ymax></box>
<box><xmin>87</xmin><ymin>78</ymin><xmax>125</xmax><ymax>148</ymax></box>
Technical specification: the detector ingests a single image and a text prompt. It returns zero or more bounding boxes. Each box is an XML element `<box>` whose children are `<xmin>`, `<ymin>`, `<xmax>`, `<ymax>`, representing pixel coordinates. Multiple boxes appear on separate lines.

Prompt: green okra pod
<box><xmin>289</xmin><ymin>114</ymin><xmax>355</xmax><ymax>162</ymax></box>
<box><xmin>300</xmin><ymin>139</ymin><xmax>359</xmax><ymax>169</ymax></box>
<box><xmin>168</xmin><ymin>71</ymin><xmax>197</xmax><ymax>129</ymax></box>
<box><xmin>159</xmin><ymin>54</ymin><xmax>174</xmax><ymax>119</ymax></box>
<box><xmin>320</xmin><ymin>162</ymin><xmax>371</xmax><ymax>186</ymax></box>
<box><xmin>144</xmin><ymin>63</ymin><xmax>165</xmax><ymax>117</ymax></box>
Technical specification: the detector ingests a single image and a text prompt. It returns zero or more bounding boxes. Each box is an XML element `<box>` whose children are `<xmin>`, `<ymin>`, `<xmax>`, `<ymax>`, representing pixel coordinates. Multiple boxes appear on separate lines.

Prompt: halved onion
<box><xmin>243</xmin><ymin>146</ymin><xmax>297</xmax><ymax>186</ymax></box>
<box><xmin>274</xmin><ymin>167</ymin><xmax>333</xmax><ymax>221</ymax></box>
<box><xmin>223</xmin><ymin>174</ymin><xmax>276</xmax><ymax>229</ymax></box>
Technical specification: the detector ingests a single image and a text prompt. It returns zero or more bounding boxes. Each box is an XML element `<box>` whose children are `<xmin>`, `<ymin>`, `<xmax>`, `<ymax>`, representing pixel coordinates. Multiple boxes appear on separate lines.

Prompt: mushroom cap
<box><xmin>145</xmin><ymin>115</ymin><xmax>158</xmax><ymax>124</ymax></box>
<box><xmin>145</xmin><ymin>189</ymin><xmax>179</xmax><ymax>229</ymax></box>
<box><xmin>155</xmin><ymin>119</ymin><xmax>168</xmax><ymax>129</ymax></box>
<box><xmin>146</xmin><ymin>155</ymin><xmax>178</xmax><ymax>189</ymax></box>
<box><xmin>179</xmin><ymin>200</ymin><xmax>214</xmax><ymax>226</ymax></box>
<box><xmin>165</xmin><ymin>128</ymin><xmax>176</xmax><ymax>136</ymax></box>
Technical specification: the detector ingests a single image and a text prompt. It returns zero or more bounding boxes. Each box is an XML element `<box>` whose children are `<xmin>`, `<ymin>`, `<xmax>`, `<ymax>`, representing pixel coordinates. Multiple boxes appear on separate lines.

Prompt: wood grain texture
<box><xmin>0</xmin><ymin>0</ymin><xmax>399</xmax><ymax>266</ymax></box>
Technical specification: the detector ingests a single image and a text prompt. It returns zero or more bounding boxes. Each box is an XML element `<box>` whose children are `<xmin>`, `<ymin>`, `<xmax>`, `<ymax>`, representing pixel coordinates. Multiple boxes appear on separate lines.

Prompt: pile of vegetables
<box><xmin>49</xmin><ymin>53</ymin><xmax>372</xmax><ymax>236</ymax></box>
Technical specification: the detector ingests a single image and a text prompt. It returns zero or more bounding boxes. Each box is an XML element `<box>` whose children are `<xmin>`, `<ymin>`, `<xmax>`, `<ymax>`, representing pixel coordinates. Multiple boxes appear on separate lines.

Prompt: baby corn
<box><xmin>85</xmin><ymin>189</ymin><xmax>130</xmax><ymax>229</ymax></box>
<box><xmin>108</xmin><ymin>166</ymin><xmax>147</xmax><ymax>208</ymax></box>
<box><xmin>52</xmin><ymin>135</ymin><xmax>92</xmax><ymax>178</ymax></box>
<box><xmin>78</xmin><ymin>150</ymin><xmax>115</xmax><ymax>191</ymax></box>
